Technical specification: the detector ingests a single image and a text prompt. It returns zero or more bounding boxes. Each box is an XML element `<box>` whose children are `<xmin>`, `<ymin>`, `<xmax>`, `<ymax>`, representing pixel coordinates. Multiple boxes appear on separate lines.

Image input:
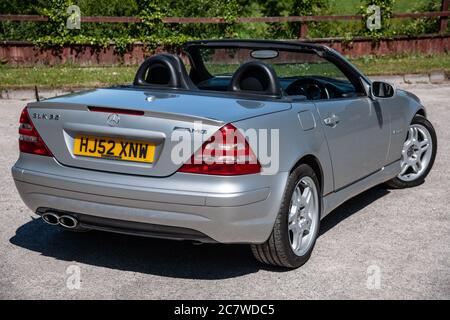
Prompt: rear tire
<box><xmin>251</xmin><ymin>164</ymin><xmax>321</xmax><ymax>268</ymax></box>
<box><xmin>386</xmin><ymin>115</ymin><xmax>437</xmax><ymax>189</ymax></box>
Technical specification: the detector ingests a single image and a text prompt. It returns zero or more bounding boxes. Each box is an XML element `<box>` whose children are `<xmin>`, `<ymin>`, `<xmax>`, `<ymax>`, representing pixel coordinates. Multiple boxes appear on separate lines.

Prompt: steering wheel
<box><xmin>285</xmin><ymin>78</ymin><xmax>330</xmax><ymax>100</ymax></box>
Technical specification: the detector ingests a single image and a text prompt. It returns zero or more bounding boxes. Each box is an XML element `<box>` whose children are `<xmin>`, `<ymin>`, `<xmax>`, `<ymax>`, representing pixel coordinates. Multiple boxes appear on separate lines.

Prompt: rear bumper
<box><xmin>12</xmin><ymin>154</ymin><xmax>288</xmax><ymax>243</ymax></box>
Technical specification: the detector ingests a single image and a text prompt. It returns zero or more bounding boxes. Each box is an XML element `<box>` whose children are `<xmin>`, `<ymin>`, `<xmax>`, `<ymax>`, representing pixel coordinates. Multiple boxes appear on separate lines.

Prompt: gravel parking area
<box><xmin>0</xmin><ymin>84</ymin><xmax>449</xmax><ymax>299</ymax></box>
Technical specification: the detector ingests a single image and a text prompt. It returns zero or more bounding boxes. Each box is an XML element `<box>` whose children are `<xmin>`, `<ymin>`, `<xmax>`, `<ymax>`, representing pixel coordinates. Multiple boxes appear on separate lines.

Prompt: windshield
<box><xmin>183</xmin><ymin>44</ymin><xmax>361</xmax><ymax>99</ymax></box>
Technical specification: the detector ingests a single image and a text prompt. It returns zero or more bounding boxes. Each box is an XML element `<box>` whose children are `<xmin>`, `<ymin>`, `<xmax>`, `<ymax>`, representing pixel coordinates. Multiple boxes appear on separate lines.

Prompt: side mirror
<box><xmin>370</xmin><ymin>81</ymin><xmax>396</xmax><ymax>99</ymax></box>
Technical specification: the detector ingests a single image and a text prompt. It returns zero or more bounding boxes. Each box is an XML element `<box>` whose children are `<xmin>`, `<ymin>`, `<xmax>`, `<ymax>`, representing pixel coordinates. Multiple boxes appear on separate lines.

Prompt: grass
<box><xmin>351</xmin><ymin>53</ymin><xmax>450</xmax><ymax>75</ymax></box>
<box><xmin>0</xmin><ymin>53</ymin><xmax>449</xmax><ymax>89</ymax></box>
<box><xmin>330</xmin><ymin>0</ymin><xmax>427</xmax><ymax>14</ymax></box>
<box><xmin>0</xmin><ymin>65</ymin><xmax>136</xmax><ymax>88</ymax></box>
<box><xmin>206</xmin><ymin>62</ymin><xmax>346</xmax><ymax>78</ymax></box>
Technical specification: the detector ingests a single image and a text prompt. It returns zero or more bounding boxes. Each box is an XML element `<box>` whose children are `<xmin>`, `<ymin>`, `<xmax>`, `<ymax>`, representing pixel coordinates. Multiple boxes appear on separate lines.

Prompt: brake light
<box><xmin>88</xmin><ymin>106</ymin><xmax>144</xmax><ymax>116</ymax></box>
<box><xmin>178</xmin><ymin>123</ymin><xmax>261</xmax><ymax>175</ymax></box>
<box><xmin>19</xmin><ymin>107</ymin><xmax>53</xmax><ymax>156</ymax></box>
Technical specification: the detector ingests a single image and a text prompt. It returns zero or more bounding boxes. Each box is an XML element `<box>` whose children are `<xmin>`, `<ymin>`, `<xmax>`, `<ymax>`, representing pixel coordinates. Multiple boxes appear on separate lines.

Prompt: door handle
<box><xmin>323</xmin><ymin>114</ymin><xmax>340</xmax><ymax>127</ymax></box>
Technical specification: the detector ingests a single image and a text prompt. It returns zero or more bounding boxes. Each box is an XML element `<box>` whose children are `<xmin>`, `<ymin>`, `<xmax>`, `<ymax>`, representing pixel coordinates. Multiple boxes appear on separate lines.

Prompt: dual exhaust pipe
<box><xmin>42</xmin><ymin>212</ymin><xmax>78</xmax><ymax>229</ymax></box>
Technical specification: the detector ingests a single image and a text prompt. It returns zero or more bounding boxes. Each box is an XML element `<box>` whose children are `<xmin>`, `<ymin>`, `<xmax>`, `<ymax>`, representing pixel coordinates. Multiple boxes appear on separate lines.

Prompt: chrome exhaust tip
<box><xmin>42</xmin><ymin>212</ymin><xmax>60</xmax><ymax>225</ymax></box>
<box><xmin>58</xmin><ymin>215</ymin><xmax>78</xmax><ymax>229</ymax></box>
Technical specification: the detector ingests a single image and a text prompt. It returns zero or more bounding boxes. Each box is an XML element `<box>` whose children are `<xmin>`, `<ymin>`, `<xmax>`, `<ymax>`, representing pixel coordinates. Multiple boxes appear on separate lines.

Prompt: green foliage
<box><xmin>0</xmin><ymin>0</ymin><xmax>445</xmax><ymax>59</ymax></box>
<box><xmin>0</xmin><ymin>0</ymin><xmax>45</xmax><ymax>14</ymax></box>
<box><xmin>30</xmin><ymin>0</ymin><xmax>242</xmax><ymax>54</ymax></box>
<box><xmin>39</xmin><ymin>0</ymin><xmax>74</xmax><ymax>37</ymax></box>
<box><xmin>401</xmin><ymin>0</ymin><xmax>443</xmax><ymax>36</ymax></box>
<box><xmin>291</xmin><ymin>0</ymin><xmax>330</xmax><ymax>38</ymax></box>
<box><xmin>242</xmin><ymin>0</ymin><xmax>330</xmax><ymax>39</ymax></box>
<box><xmin>160</xmin><ymin>0</ymin><xmax>240</xmax><ymax>39</ymax></box>
<box><xmin>24</xmin><ymin>0</ymin><xmax>199</xmax><ymax>56</ymax></box>
<box><xmin>223</xmin><ymin>0</ymin><xmax>240</xmax><ymax>38</ymax></box>
<box><xmin>137</xmin><ymin>0</ymin><xmax>163</xmax><ymax>37</ymax></box>
<box><xmin>359</xmin><ymin>0</ymin><xmax>396</xmax><ymax>39</ymax></box>
<box><xmin>292</xmin><ymin>0</ymin><xmax>328</xmax><ymax>15</ymax></box>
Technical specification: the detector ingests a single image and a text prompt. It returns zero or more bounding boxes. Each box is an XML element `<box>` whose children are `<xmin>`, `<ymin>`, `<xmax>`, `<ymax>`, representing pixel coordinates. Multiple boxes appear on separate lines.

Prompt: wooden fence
<box><xmin>0</xmin><ymin>0</ymin><xmax>449</xmax><ymax>39</ymax></box>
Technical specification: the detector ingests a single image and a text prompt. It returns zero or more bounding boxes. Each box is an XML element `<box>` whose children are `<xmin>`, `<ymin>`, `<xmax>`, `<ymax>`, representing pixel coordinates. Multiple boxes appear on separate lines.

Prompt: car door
<box><xmin>315</xmin><ymin>96</ymin><xmax>391</xmax><ymax>190</ymax></box>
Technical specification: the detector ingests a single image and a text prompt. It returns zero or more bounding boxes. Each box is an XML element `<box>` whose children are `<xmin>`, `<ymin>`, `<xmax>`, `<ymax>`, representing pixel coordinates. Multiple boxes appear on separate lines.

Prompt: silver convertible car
<box><xmin>12</xmin><ymin>40</ymin><xmax>437</xmax><ymax>268</ymax></box>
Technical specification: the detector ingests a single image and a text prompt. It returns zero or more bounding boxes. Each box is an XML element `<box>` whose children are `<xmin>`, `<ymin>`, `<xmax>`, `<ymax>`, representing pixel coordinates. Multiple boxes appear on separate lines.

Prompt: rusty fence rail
<box><xmin>0</xmin><ymin>10</ymin><xmax>449</xmax><ymax>38</ymax></box>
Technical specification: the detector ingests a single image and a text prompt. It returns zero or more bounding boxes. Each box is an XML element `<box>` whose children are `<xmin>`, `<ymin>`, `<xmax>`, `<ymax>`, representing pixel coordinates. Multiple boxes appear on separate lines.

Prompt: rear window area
<box><xmin>197</xmin><ymin>48</ymin><xmax>348</xmax><ymax>80</ymax></box>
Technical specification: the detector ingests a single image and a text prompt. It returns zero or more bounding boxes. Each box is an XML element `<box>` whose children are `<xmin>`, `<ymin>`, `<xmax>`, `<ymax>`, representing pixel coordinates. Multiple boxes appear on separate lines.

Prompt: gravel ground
<box><xmin>0</xmin><ymin>84</ymin><xmax>449</xmax><ymax>300</ymax></box>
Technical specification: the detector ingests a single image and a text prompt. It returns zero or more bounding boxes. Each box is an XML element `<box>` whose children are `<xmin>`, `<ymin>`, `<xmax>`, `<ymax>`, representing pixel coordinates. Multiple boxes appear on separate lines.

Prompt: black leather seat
<box><xmin>133</xmin><ymin>54</ymin><xmax>196</xmax><ymax>90</ymax></box>
<box><xmin>228</xmin><ymin>60</ymin><xmax>282</xmax><ymax>97</ymax></box>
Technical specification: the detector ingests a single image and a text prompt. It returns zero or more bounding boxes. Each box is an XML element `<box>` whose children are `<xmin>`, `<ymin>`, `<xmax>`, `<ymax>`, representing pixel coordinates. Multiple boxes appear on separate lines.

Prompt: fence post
<box><xmin>298</xmin><ymin>22</ymin><xmax>308</xmax><ymax>39</ymax></box>
<box><xmin>441</xmin><ymin>0</ymin><xmax>449</xmax><ymax>34</ymax></box>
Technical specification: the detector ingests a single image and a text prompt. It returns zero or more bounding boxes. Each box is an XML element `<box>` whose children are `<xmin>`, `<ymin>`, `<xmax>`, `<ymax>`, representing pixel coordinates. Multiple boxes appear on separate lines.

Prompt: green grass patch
<box><xmin>330</xmin><ymin>0</ymin><xmax>428</xmax><ymax>14</ymax></box>
<box><xmin>0</xmin><ymin>65</ymin><xmax>136</xmax><ymax>88</ymax></box>
<box><xmin>351</xmin><ymin>53</ymin><xmax>450</xmax><ymax>75</ymax></box>
<box><xmin>205</xmin><ymin>62</ymin><xmax>346</xmax><ymax>79</ymax></box>
<box><xmin>0</xmin><ymin>53</ymin><xmax>449</xmax><ymax>89</ymax></box>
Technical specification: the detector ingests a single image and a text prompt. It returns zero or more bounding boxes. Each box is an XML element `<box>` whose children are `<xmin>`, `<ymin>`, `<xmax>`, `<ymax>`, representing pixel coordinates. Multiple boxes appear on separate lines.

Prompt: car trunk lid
<box><xmin>27</xmin><ymin>87</ymin><xmax>290</xmax><ymax>177</ymax></box>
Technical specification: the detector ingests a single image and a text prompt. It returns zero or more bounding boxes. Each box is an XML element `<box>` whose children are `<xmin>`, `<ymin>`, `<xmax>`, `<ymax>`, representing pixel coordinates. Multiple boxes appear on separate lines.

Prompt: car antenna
<box><xmin>34</xmin><ymin>85</ymin><xmax>40</xmax><ymax>102</ymax></box>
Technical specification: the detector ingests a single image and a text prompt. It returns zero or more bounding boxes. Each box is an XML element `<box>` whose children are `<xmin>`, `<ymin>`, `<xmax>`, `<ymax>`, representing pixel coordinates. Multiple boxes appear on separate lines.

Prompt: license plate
<box><xmin>73</xmin><ymin>136</ymin><xmax>155</xmax><ymax>163</ymax></box>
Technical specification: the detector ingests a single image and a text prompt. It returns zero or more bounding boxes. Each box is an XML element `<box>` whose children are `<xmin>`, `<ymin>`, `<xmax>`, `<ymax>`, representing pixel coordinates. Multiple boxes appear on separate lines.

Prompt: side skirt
<box><xmin>321</xmin><ymin>160</ymin><xmax>401</xmax><ymax>218</ymax></box>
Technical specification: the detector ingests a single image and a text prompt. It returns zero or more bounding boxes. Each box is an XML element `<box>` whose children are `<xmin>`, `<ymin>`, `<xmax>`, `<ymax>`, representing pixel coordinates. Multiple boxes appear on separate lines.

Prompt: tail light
<box><xmin>19</xmin><ymin>107</ymin><xmax>53</xmax><ymax>156</ymax></box>
<box><xmin>88</xmin><ymin>106</ymin><xmax>144</xmax><ymax>116</ymax></box>
<box><xmin>178</xmin><ymin>123</ymin><xmax>261</xmax><ymax>175</ymax></box>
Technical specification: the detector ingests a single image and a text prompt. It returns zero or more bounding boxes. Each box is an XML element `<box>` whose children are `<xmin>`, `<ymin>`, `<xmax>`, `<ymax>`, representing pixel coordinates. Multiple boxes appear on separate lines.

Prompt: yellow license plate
<box><xmin>73</xmin><ymin>136</ymin><xmax>155</xmax><ymax>163</ymax></box>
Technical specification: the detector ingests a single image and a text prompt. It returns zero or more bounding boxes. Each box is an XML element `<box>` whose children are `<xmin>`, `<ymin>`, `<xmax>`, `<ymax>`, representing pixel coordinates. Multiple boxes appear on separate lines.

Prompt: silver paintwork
<box><xmin>12</xmin><ymin>153</ymin><xmax>288</xmax><ymax>243</ymax></box>
<box><xmin>313</xmin><ymin>96</ymin><xmax>391</xmax><ymax>189</ymax></box>
<box><xmin>12</xmin><ymin>55</ymin><xmax>428</xmax><ymax>244</ymax></box>
<box><xmin>399</xmin><ymin>124</ymin><xmax>433</xmax><ymax>182</ymax></box>
<box><xmin>26</xmin><ymin>89</ymin><xmax>290</xmax><ymax>177</ymax></box>
<box><xmin>288</xmin><ymin>176</ymin><xmax>319</xmax><ymax>256</ymax></box>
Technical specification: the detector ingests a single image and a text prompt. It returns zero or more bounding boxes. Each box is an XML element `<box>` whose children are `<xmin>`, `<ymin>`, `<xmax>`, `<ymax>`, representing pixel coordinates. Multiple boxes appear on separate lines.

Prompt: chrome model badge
<box><xmin>32</xmin><ymin>112</ymin><xmax>60</xmax><ymax>120</ymax></box>
<box><xmin>107</xmin><ymin>114</ymin><xmax>120</xmax><ymax>127</ymax></box>
<box><xmin>173</xmin><ymin>126</ymin><xmax>207</xmax><ymax>134</ymax></box>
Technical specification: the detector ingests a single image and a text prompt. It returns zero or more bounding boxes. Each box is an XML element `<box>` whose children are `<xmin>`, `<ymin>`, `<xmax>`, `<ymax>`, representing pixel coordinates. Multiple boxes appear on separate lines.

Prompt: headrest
<box><xmin>228</xmin><ymin>61</ymin><xmax>281</xmax><ymax>97</ymax></box>
<box><xmin>133</xmin><ymin>53</ymin><xmax>196</xmax><ymax>90</ymax></box>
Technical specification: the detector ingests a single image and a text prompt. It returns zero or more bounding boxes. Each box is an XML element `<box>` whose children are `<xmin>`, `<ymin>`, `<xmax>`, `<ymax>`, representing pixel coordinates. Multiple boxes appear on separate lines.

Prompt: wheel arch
<box><xmin>289</xmin><ymin>154</ymin><xmax>324</xmax><ymax>195</ymax></box>
<box><xmin>415</xmin><ymin>108</ymin><xmax>426</xmax><ymax>118</ymax></box>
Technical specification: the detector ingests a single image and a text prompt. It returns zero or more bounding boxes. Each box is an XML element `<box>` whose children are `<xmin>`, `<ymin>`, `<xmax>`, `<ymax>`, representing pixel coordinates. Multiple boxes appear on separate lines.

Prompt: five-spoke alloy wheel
<box><xmin>387</xmin><ymin>114</ymin><xmax>437</xmax><ymax>189</ymax></box>
<box><xmin>251</xmin><ymin>164</ymin><xmax>321</xmax><ymax>268</ymax></box>
<box><xmin>398</xmin><ymin>124</ymin><xmax>433</xmax><ymax>182</ymax></box>
<box><xmin>288</xmin><ymin>176</ymin><xmax>319</xmax><ymax>257</ymax></box>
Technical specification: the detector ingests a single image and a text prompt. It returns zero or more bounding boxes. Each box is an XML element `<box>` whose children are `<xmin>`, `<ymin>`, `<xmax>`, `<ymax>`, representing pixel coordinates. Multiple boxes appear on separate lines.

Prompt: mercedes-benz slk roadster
<box><xmin>12</xmin><ymin>40</ymin><xmax>437</xmax><ymax>268</ymax></box>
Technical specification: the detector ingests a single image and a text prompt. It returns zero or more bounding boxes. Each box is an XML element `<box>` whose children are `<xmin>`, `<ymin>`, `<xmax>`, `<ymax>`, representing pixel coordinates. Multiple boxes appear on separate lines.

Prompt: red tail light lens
<box><xmin>178</xmin><ymin>123</ymin><xmax>261</xmax><ymax>175</ymax></box>
<box><xmin>19</xmin><ymin>107</ymin><xmax>53</xmax><ymax>156</ymax></box>
<box><xmin>88</xmin><ymin>106</ymin><xmax>144</xmax><ymax>116</ymax></box>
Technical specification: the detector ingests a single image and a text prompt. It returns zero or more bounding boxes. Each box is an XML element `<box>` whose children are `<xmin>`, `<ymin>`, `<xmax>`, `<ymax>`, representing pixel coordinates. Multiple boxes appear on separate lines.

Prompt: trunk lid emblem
<box><xmin>107</xmin><ymin>114</ymin><xmax>120</xmax><ymax>127</ymax></box>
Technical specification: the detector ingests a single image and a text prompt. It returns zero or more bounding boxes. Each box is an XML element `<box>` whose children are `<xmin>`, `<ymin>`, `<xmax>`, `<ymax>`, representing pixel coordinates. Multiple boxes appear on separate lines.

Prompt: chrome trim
<box><xmin>58</xmin><ymin>215</ymin><xmax>78</xmax><ymax>229</ymax></box>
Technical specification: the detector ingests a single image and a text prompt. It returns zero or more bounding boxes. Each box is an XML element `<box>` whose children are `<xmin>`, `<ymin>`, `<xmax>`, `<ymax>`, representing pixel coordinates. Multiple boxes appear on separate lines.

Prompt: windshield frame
<box><xmin>182</xmin><ymin>40</ymin><xmax>368</xmax><ymax>98</ymax></box>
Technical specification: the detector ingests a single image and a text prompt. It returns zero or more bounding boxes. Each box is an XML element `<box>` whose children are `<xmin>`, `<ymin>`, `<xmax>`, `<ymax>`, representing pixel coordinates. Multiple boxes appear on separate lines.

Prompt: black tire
<box><xmin>386</xmin><ymin>115</ymin><xmax>437</xmax><ymax>189</ymax></box>
<box><xmin>251</xmin><ymin>164</ymin><xmax>321</xmax><ymax>269</ymax></box>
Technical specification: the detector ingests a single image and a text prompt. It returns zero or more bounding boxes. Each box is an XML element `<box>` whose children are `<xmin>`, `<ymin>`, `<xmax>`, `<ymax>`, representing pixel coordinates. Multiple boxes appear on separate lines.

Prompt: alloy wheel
<box><xmin>288</xmin><ymin>176</ymin><xmax>319</xmax><ymax>256</ymax></box>
<box><xmin>398</xmin><ymin>124</ymin><xmax>433</xmax><ymax>182</ymax></box>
